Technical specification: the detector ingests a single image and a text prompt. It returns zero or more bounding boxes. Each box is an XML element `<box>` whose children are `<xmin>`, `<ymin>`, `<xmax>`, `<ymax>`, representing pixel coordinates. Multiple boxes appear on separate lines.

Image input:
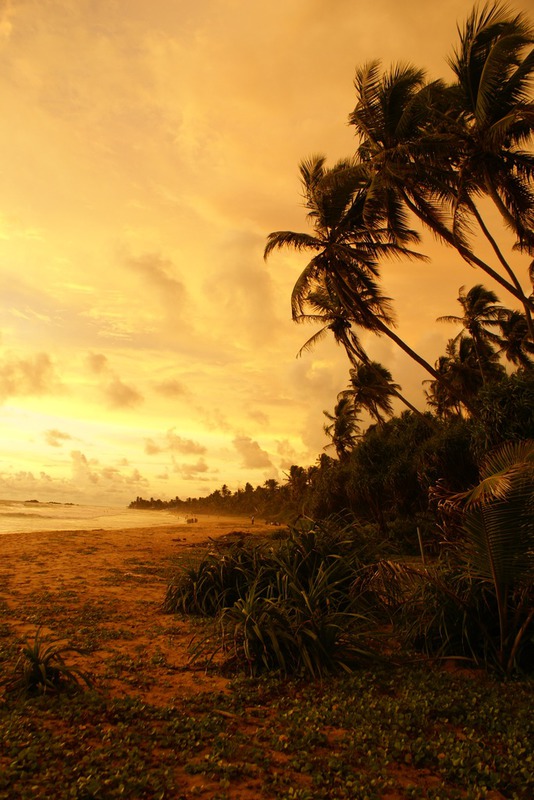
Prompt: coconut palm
<box><xmin>294</xmin><ymin>275</ymin><xmax>427</xmax><ymax>419</ymax></box>
<box><xmin>294</xmin><ymin>276</ymin><xmax>371</xmax><ymax>364</ymax></box>
<box><xmin>425</xmin><ymin>334</ymin><xmax>504</xmax><ymax>416</ymax></box>
<box><xmin>265</xmin><ymin>154</ymin><xmax>473</xmax><ymax>408</ymax></box>
<box><xmin>448</xmin><ymin>2</ymin><xmax>534</xmax><ymax>252</ymax></box>
<box><xmin>342</xmin><ymin>361</ymin><xmax>400</xmax><ymax>425</ymax></box>
<box><xmin>323</xmin><ymin>396</ymin><xmax>361</xmax><ymax>461</ymax></box>
<box><xmin>495</xmin><ymin>309</ymin><xmax>534</xmax><ymax>368</ymax></box>
<box><xmin>445</xmin><ymin>2</ymin><xmax>534</xmax><ymax>336</ymax></box>
<box><xmin>437</xmin><ymin>284</ymin><xmax>506</xmax><ymax>380</ymax></box>
<box><xmin>349</xmin><ymin>29</ymin><xmax>534</xmax><ymax>332</ymax></box>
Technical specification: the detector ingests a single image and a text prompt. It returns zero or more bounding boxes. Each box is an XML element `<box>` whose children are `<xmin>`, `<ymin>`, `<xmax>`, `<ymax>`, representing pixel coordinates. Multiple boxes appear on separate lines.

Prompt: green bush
<box><xmin>165</xmin><ymin>516</ymin><xmax>388</xmax><ymax>677</ymax></box>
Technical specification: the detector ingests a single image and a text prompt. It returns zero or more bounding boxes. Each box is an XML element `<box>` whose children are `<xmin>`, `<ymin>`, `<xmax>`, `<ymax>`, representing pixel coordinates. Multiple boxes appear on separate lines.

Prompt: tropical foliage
<box><xmin>158</xmin><ymin>2</ymin><xmax>534</xmax><ymax>677</ymax></box>
<box><xmin>165</xmin><ymin>518</ymin><xmax>388</xmax><ymax>677</ymax></box>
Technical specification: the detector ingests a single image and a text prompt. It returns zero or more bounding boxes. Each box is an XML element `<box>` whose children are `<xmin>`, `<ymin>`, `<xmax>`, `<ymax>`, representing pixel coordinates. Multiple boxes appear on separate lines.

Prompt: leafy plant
<box><xmin>2</xmin><ymin>627</ymin><xmax>93</xmax><ymax>697</ymax></box>
<box><xmin>385</xmin><ymin>440</ymin><xmax>534</xmax><ymax>675</ymax></box>
<box><xmin>166</xmin><ymin>517</ymin><xmax>388</xmax><ymax>677</ymax></box>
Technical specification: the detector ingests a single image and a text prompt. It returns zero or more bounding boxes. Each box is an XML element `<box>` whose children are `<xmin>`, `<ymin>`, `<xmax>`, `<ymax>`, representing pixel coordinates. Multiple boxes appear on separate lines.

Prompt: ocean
<box><xmin>0</xmin><ymin>500</ymin><xmax>186</xmax><ymax>535</ymax></box>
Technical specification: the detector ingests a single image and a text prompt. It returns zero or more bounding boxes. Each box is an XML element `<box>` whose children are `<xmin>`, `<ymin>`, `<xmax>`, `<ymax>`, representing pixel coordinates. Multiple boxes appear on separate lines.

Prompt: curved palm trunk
<box><xmin>331</xmin><ymin>267</ymin><xmax>477</xmax><ymax>414</ymax></box>
<box><xmin>468</xmin><ymin>198</ymin><xmax>534</xmax><ymax>341</ymax></box>
<box><xmin>402</xmin><ymin>191</ymin><xmax>533</xmax><ymax>314</ymax></box>
<box><xmin>353</xmin><ymin>349</ymin><xmax>434</xmax><ymax>425</ymax></box>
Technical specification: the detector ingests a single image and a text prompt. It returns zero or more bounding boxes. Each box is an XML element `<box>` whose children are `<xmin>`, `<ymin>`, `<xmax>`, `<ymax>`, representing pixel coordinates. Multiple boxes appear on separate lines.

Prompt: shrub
<box><xmin>165</xmin><ymin>516</ymin><xmax>388</xmax><ymax>676</ymax></box>
<box><xmin>3</xmin><ymin>627</ymin><xmax>92</xmax><ymax>698</ymax></box>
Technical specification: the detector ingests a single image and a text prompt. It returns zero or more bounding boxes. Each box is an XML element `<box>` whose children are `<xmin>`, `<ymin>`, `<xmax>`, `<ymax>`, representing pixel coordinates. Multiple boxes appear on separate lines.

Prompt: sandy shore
<box><xmin>0</xmin><ymin>515</ymin><xmax>273</xmax><ymax>702</ymax></box>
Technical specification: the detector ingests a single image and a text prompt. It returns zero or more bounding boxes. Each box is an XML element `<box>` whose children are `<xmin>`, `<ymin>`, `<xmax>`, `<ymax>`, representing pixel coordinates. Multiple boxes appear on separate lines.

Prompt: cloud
<box><xmin>125</xmin><ymin>252</ymin><xmax>187</xmax><ymax>315</ymax></box>
<box><xmin>233</xmin><ymin>436</ymin><xmax>273</xmax><ymax>469</ymax></box>
<box><xmin>166</xmin><ymin>428</ymin><xmax>206</xmax><ymax>454</ymax></box>
<box><xmin>248</xmin><ymin>408</ymin><xmax>269</xmax><ymax>426</ymax></box>
<box><xmin>172</xmin><ymin>457</ymin><xmax>209</xmax><ymax>480</ymax></box>
<box><xmin>84</xmin><ymin>352</ymin><xmax>145</xmax><ymax>409</ymax></box>
<box><xmin>0</xmin><ymin>0</ymin><xmax>13</xmax><ymax>40</ymax></box>
<box><xmin>70</xmin><ymin>450</ymin><xmax>148</xmax><ymax>490</ymax></box>
<box><xmin>86</xmin><ymin>352</ymin><xmax>109</xmax><ymax>374</ymax></box>
<box><xmin>145</xmin><ymin>438</ymin><xmax>161</xmax><ymax>455</ymax></box>
<box><xmin>154</xmin><ymin>379</ymin><xmax>186</xmax><ymax>397</ymax></box>
<box><xmin>44</xmin><ymin>428</ymin><xmax>72</xmax><ymax>447</ymax></box>
<box><xmin>104</xmin><ymin>377</ymin><xmax>144</xmax><ymax>409</ymax></box>
<box><xmin>0</xmin><ymin>352</ymin><xmax>62</xmax><ymax>401</ymax></box>
<box><xmin>145</xmin><ymin>428</ymin><xmax>206</xmax><ymax>456</ymax></box>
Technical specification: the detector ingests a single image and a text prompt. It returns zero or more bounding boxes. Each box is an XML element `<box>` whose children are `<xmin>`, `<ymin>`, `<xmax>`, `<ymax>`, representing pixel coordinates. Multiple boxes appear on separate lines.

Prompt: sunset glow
<box><xmin>0</xmin><ymin>0</ymin><xmax>531</xmax><ymax>505</ymax></box>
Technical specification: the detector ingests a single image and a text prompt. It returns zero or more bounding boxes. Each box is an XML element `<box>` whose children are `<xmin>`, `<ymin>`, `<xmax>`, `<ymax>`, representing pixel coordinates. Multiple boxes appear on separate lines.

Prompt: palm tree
<box><xmin>446</xmin><ymin>2</ymin><xmax>534</xmax><ymax>336</ymax></box>
<box><xmin>323</xmin><ymin>396</ymin><xmax>361</xmax><ymax>460</ymax></box>
<box><xmin>425</xmin><ymin>335</ymin><xmax>504</xmax><ymax>416</ymax></box>
<box><xmin>342</xmin><ymin>361</ymin><xmax>400</xmax><ymax>425</ymax></box>
<box><xmin>349</xmin><ymin>27</ymin><xmax>534</xmax><ymax>334</ymax></box>
<box><xmin>265</xmin><ymin>155</ymin><xmax>473</xmax><ymax>408</ymax></box>
<box><xmin>294</xmin><ymin>275</ymin><xmax>427</xmax><ymax>419</ymax></box>
<box><xmin>495</xmin><ymin>309</ymin><xmax>534</xmax><ymax>368</ymax></box>
<box><xmin>437</xmin><ymin>284</ymin><xmax>506</xmax><ymax>380</ymax></box>
<box><xmin>448</xmin><ymin>2</ymin><xmax>534</xmax><ymax>252</ymax></box>
<box><xmin>293</xmin><ymin>276</ymin><xmax>371</xmax><ymax>364</ymax></box>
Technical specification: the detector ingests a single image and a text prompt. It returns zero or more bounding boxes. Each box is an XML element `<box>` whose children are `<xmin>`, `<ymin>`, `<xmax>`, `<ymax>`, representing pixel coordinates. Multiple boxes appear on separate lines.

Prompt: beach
<box><xmin>0</xmin><ymin>515</ymin><xmax>268</xmax><ymax>704</ymax></box>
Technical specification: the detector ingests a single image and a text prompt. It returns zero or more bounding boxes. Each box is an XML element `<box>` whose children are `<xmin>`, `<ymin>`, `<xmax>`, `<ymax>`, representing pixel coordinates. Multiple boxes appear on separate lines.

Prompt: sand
<box><xmin>0</xmin><ymin>515</ymin><xmax>273</xmax><ymax>703</ymax></box>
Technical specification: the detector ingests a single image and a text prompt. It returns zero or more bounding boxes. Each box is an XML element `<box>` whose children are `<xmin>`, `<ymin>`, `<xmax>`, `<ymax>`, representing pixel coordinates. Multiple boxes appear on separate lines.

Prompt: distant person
<box><xmin>251</xmin><ymin>515</ymin><xmax>255</xmax><ymax>525</ymax></box>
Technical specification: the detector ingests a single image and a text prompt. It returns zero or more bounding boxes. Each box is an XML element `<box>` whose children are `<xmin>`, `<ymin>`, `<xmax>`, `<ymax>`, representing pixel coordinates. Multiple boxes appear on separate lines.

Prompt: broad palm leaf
<box><xmin>446</xmin><ymin>439</ymin><xmax>534</xmax><ymax>672</ymax></box>
<box><xmin>448</xmin><ymin>2</ymin><xmax>534</xmax><ymax>250</ymax></box>
<box><xmin>495</xmin><ymin>309</ymin><xmax>534</xmax><ymax>367</ymax></box>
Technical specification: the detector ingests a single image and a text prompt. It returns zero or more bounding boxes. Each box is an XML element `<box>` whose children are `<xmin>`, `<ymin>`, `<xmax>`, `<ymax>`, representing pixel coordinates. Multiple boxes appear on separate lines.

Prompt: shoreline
<box><xmin>0</xmin><ymin>510</ymin><xmax>260</xmax><ymax>537</ymax></box>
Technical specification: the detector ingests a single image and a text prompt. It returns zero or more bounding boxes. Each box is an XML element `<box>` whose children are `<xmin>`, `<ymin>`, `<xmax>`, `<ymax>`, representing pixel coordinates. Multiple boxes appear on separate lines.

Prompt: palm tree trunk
<box><xmin>340</xmin><ymin>336</ymin><xmax>434</xmax><ymax>428</ymax></box>
<box><xmin>331</xmin><ymin>267</ymin><xmax>477</xmax><ymax>414</ymax></box>
<box><xmin>468</xmin><ymin>199</ymin><xmax>534</xmax><ymax>341</ymax></box>
<box><xmin>402</xmin><ymin>191</ymin><xmax>532</xmax><ymax>312</ymax></box>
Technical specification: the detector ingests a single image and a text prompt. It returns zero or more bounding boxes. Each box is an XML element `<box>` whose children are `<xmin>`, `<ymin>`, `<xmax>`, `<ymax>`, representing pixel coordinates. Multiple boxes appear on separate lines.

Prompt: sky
<box><xmin>0</xmin><ymin>0</ymin><xmax>532</xmax><ymax>506</ymax></box>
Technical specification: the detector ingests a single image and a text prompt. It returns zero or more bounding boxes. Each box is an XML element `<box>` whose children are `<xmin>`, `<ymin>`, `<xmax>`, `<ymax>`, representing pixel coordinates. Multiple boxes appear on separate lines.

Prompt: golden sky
<box><xmin>0</xmin><ymin>0</ymin><xmax>531</xmax><ymax>506</ymax></box>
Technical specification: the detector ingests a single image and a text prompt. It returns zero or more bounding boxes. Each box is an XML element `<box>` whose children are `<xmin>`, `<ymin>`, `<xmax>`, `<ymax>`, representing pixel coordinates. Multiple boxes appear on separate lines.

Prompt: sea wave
<box><xmin>0</xmin><ymin>501</ymin><xmax>186</xmax><ymax>535</ymax></box>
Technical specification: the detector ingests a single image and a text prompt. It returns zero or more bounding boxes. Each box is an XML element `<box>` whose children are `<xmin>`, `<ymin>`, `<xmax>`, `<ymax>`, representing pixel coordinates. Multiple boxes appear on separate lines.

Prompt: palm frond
<box><xmin>264</xmin><ymin>231</ymin><xmax>320</xmax><ymax>260</ymax></box>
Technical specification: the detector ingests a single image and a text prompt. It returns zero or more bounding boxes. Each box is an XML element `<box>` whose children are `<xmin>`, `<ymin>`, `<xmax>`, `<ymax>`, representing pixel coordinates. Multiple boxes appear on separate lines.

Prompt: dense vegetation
<box><xmin>161</xmin><ymin>2</ymin><xmax>534</xmax><ymax>680</ymax></box>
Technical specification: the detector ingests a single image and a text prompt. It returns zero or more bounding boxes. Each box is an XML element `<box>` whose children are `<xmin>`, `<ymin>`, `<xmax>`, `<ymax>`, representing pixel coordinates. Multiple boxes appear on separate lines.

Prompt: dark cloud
<box><xmin>233</xmin><ymin>436</ymin><xmax>273</xmax><ymax>469</ymax></box>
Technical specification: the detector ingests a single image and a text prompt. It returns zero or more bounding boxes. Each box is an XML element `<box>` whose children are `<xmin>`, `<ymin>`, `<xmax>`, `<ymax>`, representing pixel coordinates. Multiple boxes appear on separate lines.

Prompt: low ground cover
<box><xmin>0</xmin><ymin>524</ymin><xmax>532</xmax><ymax>799</ymax></box>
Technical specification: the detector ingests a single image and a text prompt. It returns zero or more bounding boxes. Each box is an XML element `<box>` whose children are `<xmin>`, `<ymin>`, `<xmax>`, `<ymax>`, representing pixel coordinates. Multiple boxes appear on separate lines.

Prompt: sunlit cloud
<box><xmin>233</xmin><ymin>436</ymin><xmax>273</xmax><ymax>470</ymax></box>
<box><xmin>172</xmin><ymin>457</ymin><xmax>210</xmax><ymax>480</ymax></box>
<box><xmin>86</xmin><ymin>353</ymin><xmax>109</xmax><ymax>374</ymax></box>
<box><xmin>44</xmin><ymin>428</ymin><xmax>73</xmax><ymax>447</ymax></box>
<box><xmin>154</xmin><ymin>378</ymin><xmax>186</xmax><ymax>397</ymax></box>
<box><xmin>144</xmin><ymin>428</ymin><xmax>206</xmax><ymax>456</ymax></box>
<box><xmin>104</xmin><ymin>377</ymin><xmax>144</xmax><ymax>409</ymax></box>
<box><xmin>0</xmin><ymin>352</ymin><xmax>62</xmax><ymax>401</ymax></box>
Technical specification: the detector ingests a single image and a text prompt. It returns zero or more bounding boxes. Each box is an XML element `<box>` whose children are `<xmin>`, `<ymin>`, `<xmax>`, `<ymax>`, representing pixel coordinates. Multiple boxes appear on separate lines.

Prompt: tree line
<box><xmin>132</xmin><ymin>2</ymin><xmax>533</xmax><ymax>553</ymax></box>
